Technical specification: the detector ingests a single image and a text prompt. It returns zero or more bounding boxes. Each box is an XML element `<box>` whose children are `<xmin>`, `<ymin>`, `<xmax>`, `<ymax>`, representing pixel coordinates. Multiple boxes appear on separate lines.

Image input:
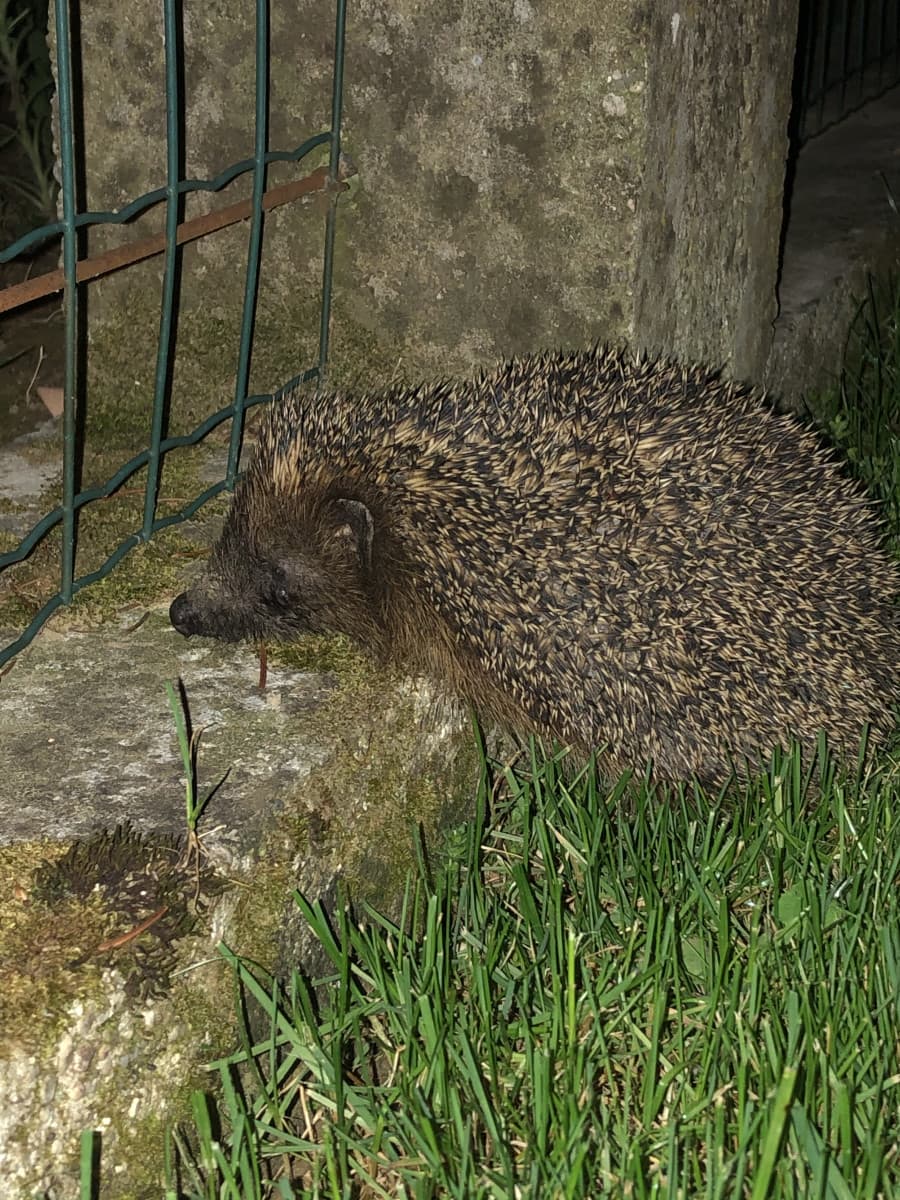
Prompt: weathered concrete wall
<box><xmin>53</xmin><ymin>0</ymin><xmax>648</xmax><ymax>417</ymax></box>
<box><xmin>50</xmin><ymin>0</ymin><xmax>806</xmax><ymax>415</ymax></box>
<box><xmin>333</xmin><ymin>0</ymin><xmax>646</xmax><ymax>374</ymax></box>
<box><xmin>767</xmin><ymin>245</ymin><xmax>900</xmax><ymax>409</ymax></box>
<box><xmin>634</xmin><ymin>0</ymin><xmax>800</xmax><ymax>382</ymax></box>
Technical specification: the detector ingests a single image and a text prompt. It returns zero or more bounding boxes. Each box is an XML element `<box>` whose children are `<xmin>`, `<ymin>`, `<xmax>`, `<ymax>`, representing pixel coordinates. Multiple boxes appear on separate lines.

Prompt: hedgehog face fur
<box><xmin>170</xmin><ymin>346</ymin><xmax>900</xmax><ymax>784</ymax></box>
<box><xmin>170</xmin><ymin>486</ymin><xmax>379</xmax><ymax>646</ymax></box>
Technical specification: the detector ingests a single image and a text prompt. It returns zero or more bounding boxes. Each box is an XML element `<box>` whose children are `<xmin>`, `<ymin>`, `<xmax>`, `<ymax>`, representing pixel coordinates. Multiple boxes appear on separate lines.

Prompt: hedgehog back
<box><xmin>262</xmin><ymin>347</ymin><xmax>899</xmax><ymax>782</ymax></box>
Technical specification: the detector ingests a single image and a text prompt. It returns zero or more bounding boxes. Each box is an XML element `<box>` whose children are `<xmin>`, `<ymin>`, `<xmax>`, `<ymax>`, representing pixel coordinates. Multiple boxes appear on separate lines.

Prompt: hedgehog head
<box><xmin>169</xmin><ymin>468</ymin><xmax>379</xmax><ymax>647</ymax></box>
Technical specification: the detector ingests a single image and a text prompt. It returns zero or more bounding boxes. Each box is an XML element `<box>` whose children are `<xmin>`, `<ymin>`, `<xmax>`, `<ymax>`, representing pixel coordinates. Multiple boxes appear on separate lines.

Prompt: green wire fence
<box><xmin>796</xmin><ymin>0</ymin><xmax>900</xmax><ymax>142</ymax></box>
<box><xmin>0</xmin><ymin>0</ymin><xmax>348</xmax><ymax>669</ymax></box>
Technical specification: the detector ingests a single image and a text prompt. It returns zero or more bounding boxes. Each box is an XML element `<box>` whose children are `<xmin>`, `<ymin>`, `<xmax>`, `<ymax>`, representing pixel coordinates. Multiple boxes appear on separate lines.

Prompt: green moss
<box><xmin>0</xmin><ymin>829</ymin><xmax>245</xmax><ymax>1199</ymax></box>
<box><xmin>65</xmin><ymin>528</ymin><xmax>204</xmax><ymax>624</ymax></box>
<box><xmin>82</xmin><ymin>957</ymin><xmax>240</xmax><ymax>1200</ymax></box>
<box><xmin>0</xmin><ymin>889</ymin><xmax>112</xmax><ymax>1054</ymax></box>
<box><xmin>79</xmin><ymin>255</ymin><xmax>412</xmax><ymax>462</ymax></box>
<box><xmin>31</xmin><ymin>823</ymin><xmax>227</xmax><ymax>1000</ymax></box>
<box><xmin>228</xmin><ymin>856</ymin><xmax>299</xmax><ymax>969</ymax></box>
<box><xmin>274</xmin><ymin>646</ymin><xmax>478</xmax><ymax>913</ymax></box>
<box><xmin>0</xmin><ymin>443</ymin><xmax>228</xmax><ymax>629</ymax></box>
<box><xmin>99</xmin><ymin>1111</ymin><xmax>173</xmax><ymax>1200</ymax></box>
<box><xmin>268</xmin><ymin>631</ymin><xmax>370</xmax><ymax>678</ymax></box>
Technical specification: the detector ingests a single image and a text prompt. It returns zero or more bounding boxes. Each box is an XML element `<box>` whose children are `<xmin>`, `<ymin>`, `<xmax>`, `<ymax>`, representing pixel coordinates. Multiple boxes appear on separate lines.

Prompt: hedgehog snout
<box><xmin>169</xmin><ymin>591</ymin><xmax>201</xmax><ymax>637</ymax></box>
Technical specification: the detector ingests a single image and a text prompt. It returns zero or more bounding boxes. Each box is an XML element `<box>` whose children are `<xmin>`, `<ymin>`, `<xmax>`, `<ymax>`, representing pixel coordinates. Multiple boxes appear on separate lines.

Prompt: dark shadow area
<box><xmin>0</xmin><ymin>0</ymin><xmax>63</xmax><ymax>445</ymax></box>
<box><xmin>777</xmin><ymin>0</ymin><xmax>900</xmax><ymax>328</ymax></box>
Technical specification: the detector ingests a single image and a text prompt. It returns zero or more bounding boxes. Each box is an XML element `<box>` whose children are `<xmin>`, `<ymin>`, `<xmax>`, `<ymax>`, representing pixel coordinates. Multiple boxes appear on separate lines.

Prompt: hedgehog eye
<box><xmin>268</xmin><ymin>567</ymin><xmax>292</xmax><ymax>609</ymax></box>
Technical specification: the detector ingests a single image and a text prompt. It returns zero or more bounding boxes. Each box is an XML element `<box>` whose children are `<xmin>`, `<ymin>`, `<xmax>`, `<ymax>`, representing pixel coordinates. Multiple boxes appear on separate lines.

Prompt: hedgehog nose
<box><xmin>169</xmin><ymin>592</ymin><xmax>197</xmax><ymax>637</ymax></box>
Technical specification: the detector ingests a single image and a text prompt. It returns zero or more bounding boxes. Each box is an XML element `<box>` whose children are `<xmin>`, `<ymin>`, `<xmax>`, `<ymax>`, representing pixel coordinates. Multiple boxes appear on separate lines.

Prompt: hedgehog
<box><xmin>169</xmin><ymin>345</ymin><xmax>900</xmax><ymax>784</ymax></box>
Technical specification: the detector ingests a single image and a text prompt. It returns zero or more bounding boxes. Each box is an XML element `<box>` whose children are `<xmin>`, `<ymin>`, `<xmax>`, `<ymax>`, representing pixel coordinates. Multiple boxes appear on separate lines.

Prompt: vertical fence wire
<box><xmin>143</xmin><ymin>0</ymin><xmax>184</xmax><ymax>538</ymax></box>
<box><xmin>52</xmin><ymin>0</ymin><xmax>79</xmax><ymax>601</ymax></box>
<box><xmin>814</xmin><ymin>0</ymin><xmax>834</xmax><ymax>136</ymax></box>
<box><xmin>856</xmin><ymin>0</ymin><xmax>870</xmax><ymax>108</ymax></box>
<box><xmin>227</xmin><ymin>0</ymin><xmax>270</xmax><ymax>488</ymax></box>
<box><xmin>799</xmin><ymin>0</ymin><xmax>900</xmax><ymax>143</ymax></box>
<box><xmin>317</xmin><ymin>0</ymin><xmax>348</xmax><ymax>382</ymax></box>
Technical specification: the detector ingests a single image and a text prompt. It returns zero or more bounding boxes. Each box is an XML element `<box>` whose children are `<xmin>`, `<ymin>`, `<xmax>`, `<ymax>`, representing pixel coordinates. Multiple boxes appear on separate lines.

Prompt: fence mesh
<box><xmin>0</xmin><ymin>0</ymin><xmax>348</xmax><ymax>668</ymax></box>
<box><xmin>796</xmin><ymin>0</ymin><xmax>900</xmax><ymax>142</ymax></box>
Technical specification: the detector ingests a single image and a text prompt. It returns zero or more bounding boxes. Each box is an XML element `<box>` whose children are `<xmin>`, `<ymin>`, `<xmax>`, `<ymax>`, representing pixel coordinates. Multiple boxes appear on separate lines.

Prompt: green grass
<box><xmin>807</xmin><ymin>274</ymin><xmax>900</xmax><ymax>551</ymax></box>
<box><xmin>162</xmin><ymin>737</ymin><xmax>900</xmax><ymax>1199</ymax></box>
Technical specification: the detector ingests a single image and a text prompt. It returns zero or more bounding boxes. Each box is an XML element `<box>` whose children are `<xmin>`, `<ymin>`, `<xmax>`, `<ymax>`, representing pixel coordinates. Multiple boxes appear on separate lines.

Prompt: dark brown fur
<box><xmin>170</xmin><ymin>346</ymin><xmax>900</xmax><ymax>783</ymax></box>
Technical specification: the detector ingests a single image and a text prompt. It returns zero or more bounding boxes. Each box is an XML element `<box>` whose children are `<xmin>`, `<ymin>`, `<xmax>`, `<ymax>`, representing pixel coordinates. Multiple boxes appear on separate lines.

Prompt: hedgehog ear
<box><xmin>328</xmin><ymin>498</ymin><xmax>374</xmax><ymax>572</ymax></box>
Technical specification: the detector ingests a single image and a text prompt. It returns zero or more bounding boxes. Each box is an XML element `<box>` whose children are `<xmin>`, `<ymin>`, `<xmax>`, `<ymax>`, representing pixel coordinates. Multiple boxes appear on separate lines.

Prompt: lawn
<box><xmin>167</xmin><ymin>734</ymin><xmax>900</xmax><ymax>1198</ymax></box>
